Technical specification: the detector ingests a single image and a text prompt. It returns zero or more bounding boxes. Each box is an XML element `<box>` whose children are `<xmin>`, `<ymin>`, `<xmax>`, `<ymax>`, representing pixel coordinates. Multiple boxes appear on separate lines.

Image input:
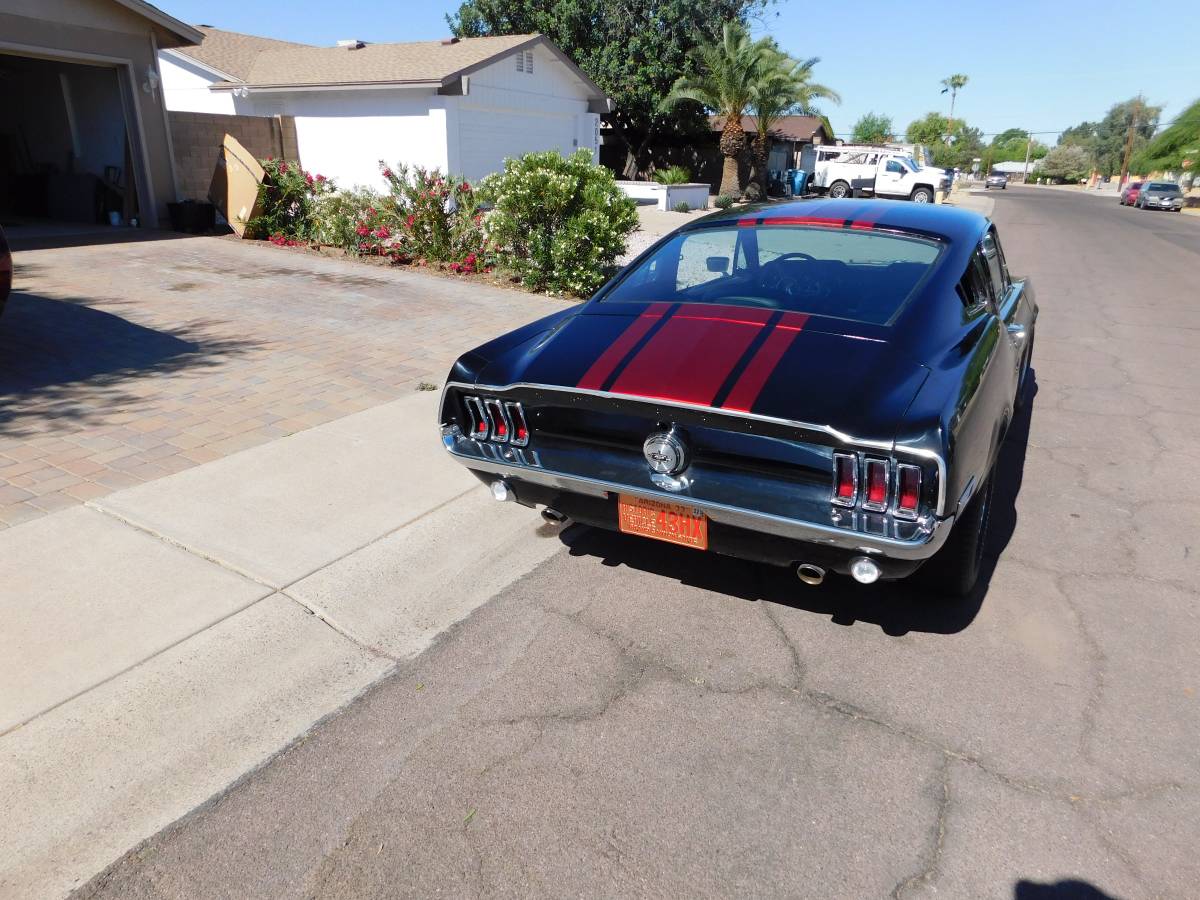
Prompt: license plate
<box><xmin>618</xmin><ymin>495</ymin><xmax>708</xmax><ymax>550</ymax></box>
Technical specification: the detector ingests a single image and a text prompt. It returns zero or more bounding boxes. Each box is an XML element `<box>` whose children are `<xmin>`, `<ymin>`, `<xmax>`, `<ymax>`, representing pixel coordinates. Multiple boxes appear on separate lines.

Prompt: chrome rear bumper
<box><xmin>442</xmin><ymin>427</ymin><xmax>954</xmax><ymax>561</ymax></box>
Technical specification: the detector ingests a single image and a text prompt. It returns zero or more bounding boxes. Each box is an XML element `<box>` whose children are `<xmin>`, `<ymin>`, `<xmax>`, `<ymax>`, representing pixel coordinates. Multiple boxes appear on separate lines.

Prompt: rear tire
<box><xmin>919</xmin><ymin>477</ymin><xmax>994</xmax><ymax>598</ymax></box>
<box><xmin>828</xmin><ymin>181</ymin><xmax>850</xmax><ymax>199</ymax></box>
<box><xmin>910</xmin><ymin>187</ymin><xmax>934</xmax><ymax>203</ymax></box>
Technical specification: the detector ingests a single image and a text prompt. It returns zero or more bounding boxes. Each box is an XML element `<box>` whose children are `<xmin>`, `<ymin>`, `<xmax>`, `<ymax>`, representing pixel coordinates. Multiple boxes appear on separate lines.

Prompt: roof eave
<box><xmin>211</xmin><ymin>79</ymin><xmax>443</xmax><ymax>92</ymax></box>
<box><xmin>112</xmin><ymin>0</ymin><xmax>204</xmax><ymax>45</ymax></box>
<box><xmin>162</xmin><ymin>47</ymin><xmax>241</xmax><ymax>83</ymax></box>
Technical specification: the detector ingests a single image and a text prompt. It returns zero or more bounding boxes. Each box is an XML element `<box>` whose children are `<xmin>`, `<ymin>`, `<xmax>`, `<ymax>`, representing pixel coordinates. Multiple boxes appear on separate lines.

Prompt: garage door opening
<box><xmin>0</xmin><ymin>53</ymin><xmax>143</xmax><ymax>234</ymax></box>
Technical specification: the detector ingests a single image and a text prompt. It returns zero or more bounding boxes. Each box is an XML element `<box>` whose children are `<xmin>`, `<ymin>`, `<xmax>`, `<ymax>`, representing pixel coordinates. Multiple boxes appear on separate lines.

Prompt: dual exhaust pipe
<box><xmin>493</xmin><ymin>479</ymin><xmax>567</xmax><ymax>525</ymax></box>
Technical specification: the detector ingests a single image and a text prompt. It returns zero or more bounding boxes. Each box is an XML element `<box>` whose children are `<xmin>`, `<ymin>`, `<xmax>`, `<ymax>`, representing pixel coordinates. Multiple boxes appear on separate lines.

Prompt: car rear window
<box><xmin>603</xmin><ymin>224</ymin><xmax>943</xmax><ymax>325</ymax></box>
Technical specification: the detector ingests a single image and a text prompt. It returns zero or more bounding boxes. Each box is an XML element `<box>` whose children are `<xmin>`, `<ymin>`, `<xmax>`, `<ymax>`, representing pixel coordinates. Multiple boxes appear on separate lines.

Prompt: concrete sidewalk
<box><xmin>0</xmin><ymin>389</ymin><xmax>563</xmax><ymax>899</ymax></box>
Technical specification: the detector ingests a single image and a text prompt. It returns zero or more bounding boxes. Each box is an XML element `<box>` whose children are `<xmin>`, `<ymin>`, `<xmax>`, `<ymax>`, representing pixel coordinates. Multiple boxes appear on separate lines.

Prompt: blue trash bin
<box><xmin>788</xmin><ymin>169</ymin><xmax>808</xmax><ymax>196</ymax></box>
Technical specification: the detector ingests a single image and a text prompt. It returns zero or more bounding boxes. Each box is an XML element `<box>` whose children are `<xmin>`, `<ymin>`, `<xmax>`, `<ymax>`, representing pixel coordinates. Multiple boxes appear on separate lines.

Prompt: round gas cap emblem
<box><xmin>643</xmin><ymin>431</ymin><xmax>688</xmax><ymax>475</ymax></box>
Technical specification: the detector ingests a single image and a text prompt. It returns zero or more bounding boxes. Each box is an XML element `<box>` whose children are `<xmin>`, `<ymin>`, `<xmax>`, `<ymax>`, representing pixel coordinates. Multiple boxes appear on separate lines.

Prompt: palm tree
<box><xmin>749</xmin><ymin>48</ymin><xmax>840</xmax><ymax>195</ymax></box>
<box><xmin>662</xmin><ymin>22</ymin><xmax>763</xmax><ymax>197</ymax></box>
<box><xmin>940</xmin><ymin>73</ymin><xmax>969</xmax><ymax>133</ymax></box>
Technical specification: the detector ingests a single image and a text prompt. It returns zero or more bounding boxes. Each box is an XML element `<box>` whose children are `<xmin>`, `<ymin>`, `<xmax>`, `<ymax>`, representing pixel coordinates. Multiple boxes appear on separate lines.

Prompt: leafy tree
<box><xmin>1058</xmin><ymin>97</ymin><xmax>1162</xmax><ymax>176</ymax></box>
<box><xmin>851</xmin><ymin>112</ymin><xmax>893</xmax><ymax>144</ymax></box>
<box><xmin>1132</xmin><ymin>97</ymin><xmax>1200</xmax><ymax>173</ymax></box>
<box><xmin>747</xmin><ymin>45</ymin><xmax>839</xmax><ymax>194</ymax></box>
<box><xmin>1039</xmin><ymin>144</ymin><xmax>1092</xmax><ymax>182</ymax></box>
<box><xmin>987</xmin><ymin>129</ymin><xmax>1047</xmax><ymax>166</ymax></box>
<box><xmin>661</xmin><ymin>22</ymin><xmax>766</xmax><ymax>196</ymax></box>
<box><xmin>904</xmin><ymin>112</ymin><xmax>982</xmax><ymax>169</ymax></box>
<box><xmin>447</xmin><ymin>0</ymin><xmax>768</xmax><ymax>179</ymax></box>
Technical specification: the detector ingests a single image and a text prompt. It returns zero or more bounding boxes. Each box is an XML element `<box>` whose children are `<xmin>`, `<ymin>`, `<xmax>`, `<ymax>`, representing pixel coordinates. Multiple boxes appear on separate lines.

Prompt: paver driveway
<box><xmin>0</xmin><ymin>236</ymin><xmax>566</xmax><ymax>527</ymax></box>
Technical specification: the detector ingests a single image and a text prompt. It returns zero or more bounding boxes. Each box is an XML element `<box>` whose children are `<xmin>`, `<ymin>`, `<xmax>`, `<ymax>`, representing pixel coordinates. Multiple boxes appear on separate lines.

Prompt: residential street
<box><xmin>63</xmin><ymin>187</ymin><xmax>1200</xmax><ymax>898</ymax></box>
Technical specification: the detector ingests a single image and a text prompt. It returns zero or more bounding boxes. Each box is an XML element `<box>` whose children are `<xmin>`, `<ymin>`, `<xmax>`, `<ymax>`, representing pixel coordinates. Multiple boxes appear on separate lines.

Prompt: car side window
<box><xmin>957</xmin><ymin>250</ymin><xmax>993</xmax><ymax>314</ymax></box>
<box><xmin>980</xmin><ymin>231</ymin><xmax>1008</xmax><ymax>298</ymax></box>
<box><xmin>675</xmin><ymin>229</ymin><xmax>742</xmax><ymax>291</ymax></box>
<box><xmin>886</xmin><ymin>159</ymin><xmax>903</xmax><ymax>174</ymax></box>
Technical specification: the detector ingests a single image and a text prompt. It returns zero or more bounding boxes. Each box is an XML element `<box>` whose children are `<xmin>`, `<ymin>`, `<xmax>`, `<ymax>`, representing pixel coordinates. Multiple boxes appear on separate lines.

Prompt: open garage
<box><xmin>0</xmin><ymin>0</ymin><xmax>200</xmax><ymax>232</ymax></box>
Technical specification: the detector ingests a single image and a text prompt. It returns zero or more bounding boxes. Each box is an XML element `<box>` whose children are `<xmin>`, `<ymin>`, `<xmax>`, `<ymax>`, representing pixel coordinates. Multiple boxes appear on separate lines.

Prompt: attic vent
<box><xmin>441</xmin><ymin>36</ymin><xmax>460</xmax><ymax>45</ymax></box>
<box><xmin>516</xmin><ymin>50</ymin><xmax>533</xmax><ymax>73</ymax></box>
<box><xmin>336</xmin><ymin>39</ymin><xmax>366</xmax><ymax>49</ymax></box>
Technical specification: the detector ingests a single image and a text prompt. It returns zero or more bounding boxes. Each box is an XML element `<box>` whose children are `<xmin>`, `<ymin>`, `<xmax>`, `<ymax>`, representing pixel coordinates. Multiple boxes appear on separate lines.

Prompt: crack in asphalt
<box><xmin>891</xmin><ymin>756</ymin><xmax>952</xmax><ymax>899</ymax></box>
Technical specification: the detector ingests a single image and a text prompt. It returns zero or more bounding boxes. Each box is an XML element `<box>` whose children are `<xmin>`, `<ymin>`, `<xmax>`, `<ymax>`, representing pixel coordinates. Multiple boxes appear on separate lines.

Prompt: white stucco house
<box><xmin>158</xmin><ymin>28</ymin><xmax>611</xmax><ymax>189</ymax></box>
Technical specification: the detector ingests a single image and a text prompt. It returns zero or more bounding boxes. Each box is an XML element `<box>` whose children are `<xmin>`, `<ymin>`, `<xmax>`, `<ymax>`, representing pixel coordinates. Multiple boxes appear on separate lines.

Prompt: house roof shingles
<box><xmin>175</xmin><ymin>26</ymin><xmax>312</xmax><ymax>80</ymax></box>
<box><xmin>176</xmin><ymin>27</ymin><xmax>547</xmax><ymax>89</ymax></box>
<box><xmin>710</xmin><ymin>115</ymin><xmax>828</xmax><ymax>143</ymax></box>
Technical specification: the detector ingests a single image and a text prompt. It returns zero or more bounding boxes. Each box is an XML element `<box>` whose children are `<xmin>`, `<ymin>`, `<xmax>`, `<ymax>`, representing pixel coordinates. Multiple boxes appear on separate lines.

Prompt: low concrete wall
<box><xmin>616</xmin><ymin>181</ymin><xmax>710</xmax><ymax>211</ymax></box>
<box><xmin>169</xmin><ymin>111</ymin><xmax>299</xmax><ymax>202</ymax></box>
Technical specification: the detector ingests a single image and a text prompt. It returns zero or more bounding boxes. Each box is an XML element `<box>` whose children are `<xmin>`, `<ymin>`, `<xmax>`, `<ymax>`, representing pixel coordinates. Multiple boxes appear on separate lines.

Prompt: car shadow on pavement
<box><xmin>562</xmin><ymin>372</ymin><xmax>1037</xmax><ymax>637</ymax></box>
<box><xmin>0</xmin><ymin>287</ymin><xmax>259</xmax><ymax>437</ymax></box>
<box><xmin>1014</xmin><ymin>878</ymin><xmax>1118</xmax><ymax>899</ymax></box>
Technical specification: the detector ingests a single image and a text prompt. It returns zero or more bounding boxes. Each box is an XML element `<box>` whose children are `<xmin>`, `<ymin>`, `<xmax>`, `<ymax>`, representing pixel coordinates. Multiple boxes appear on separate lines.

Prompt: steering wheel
<box><xmin>770</xmin><ymin>252</ymin><xmax>816</xmax><ymax>264</ymax></box>
<box><xmin>760</xmin><ymin>251</ymin><xmax>817</xmax><ymax>295</ymax></box>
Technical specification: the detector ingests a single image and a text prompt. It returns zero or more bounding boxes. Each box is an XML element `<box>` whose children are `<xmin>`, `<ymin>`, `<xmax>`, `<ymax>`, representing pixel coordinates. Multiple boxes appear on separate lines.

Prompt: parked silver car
<box><xmin>985</xmin><ymin>173</ymin><xmax>1008</xmax><ymax>190</ymax></box>
<box><xmin>1136</xmin><ymin>181</ymin><xmax>1184</xmax><ymax>212</ymax></box>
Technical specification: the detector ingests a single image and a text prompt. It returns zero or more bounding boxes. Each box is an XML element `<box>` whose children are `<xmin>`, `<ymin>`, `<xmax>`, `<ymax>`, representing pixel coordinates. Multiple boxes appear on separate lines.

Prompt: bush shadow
<box><xmin>1014</xmin><ymin>878</ymin><xmax>1119</xmax><ymax>899</ymax></box>
<box><xmin>560</xmin><ymin>371</ymin><xmax>1037</xmax><ymax>636</ymax></box>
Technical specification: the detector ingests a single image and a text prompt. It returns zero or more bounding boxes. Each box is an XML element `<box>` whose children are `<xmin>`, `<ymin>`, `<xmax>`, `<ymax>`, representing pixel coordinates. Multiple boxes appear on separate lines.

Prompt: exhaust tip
<box><xmin>541</xmin><ymin>507</ymin><xmax>567</xmax><ymax>524</ymax></box>
<box><xmin>491</xmin><ymin>479</ymin><xmax>512</xmax><ymax>502</ymax></box>
<box><xmin>796</xmin><ymin>564</ymin><xmax>825</xmax><ymax>586</ymax></box>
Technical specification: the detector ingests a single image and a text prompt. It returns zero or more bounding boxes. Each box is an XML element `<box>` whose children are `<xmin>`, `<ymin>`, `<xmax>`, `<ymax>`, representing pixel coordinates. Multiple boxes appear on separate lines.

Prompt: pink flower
<box><xmin>382</xmin><ymin>168</ymin><xmax>394</xmax><ymax>179</ymax></box>
<box><xmin>374</xmin><ymin>226</ymin><xmax>390</xmax><ymax>239</ymax></box>
<box><xmin>460</xmin><ymin>182</ymin><xmax>472</xmax><ymax>192</ymax></box>
<box><xmin>278</xmin><ymin>161</ymin><xmax>289</xmax><ymax>175</ymax></box>
<box><xmin>355</xmin><ymin>225</ymin><xmax>370</xmax><ymax>236</ymax></box>
<box><xmin>305</xmin><ymin>173</ymin><xmax>314</xmax><ymax>186</ymax></box>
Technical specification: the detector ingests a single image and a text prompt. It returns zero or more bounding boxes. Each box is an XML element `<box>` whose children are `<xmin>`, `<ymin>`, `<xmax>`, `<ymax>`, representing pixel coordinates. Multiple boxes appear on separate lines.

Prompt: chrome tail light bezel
<box><xmin>861</xmin><ymin>457</ymin><xmax>890</xmax><ymax>512</ymax></box>
<box><xmin>894</xmin><ymin>464</ymin><xmax>922</xmax><ymax>520</ymax></box>
<box><xmin>462</xmin><ymin>395</ymin><xmax>531</xmax><ymax>447</ymax></box>
<box><xmin>464</xmin><ymin>396</ymin><xmax>489</xmax><ymax>441</ymax></box>
<box><xmin>832</xmin><ymin>452</ymin><xmax>859</xmax><ymax>507</ymax></box>
<box><xmin>505</xmin><ymin>402</ymin><xmax>529</xmax><ymax>447</ymax></box>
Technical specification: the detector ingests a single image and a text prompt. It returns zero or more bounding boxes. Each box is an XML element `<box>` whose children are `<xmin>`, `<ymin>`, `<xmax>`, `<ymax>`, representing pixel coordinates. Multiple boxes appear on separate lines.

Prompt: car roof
<box><xmin>686</xmin><ymin>198</ymin><xmax>989</xmax><ymax>245</ymax></box>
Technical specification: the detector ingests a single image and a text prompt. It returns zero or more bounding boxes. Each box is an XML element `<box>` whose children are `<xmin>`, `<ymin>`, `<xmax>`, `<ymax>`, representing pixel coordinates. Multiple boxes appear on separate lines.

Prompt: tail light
<box><xmin>464</xmin><ymin>397</ymin><xmax>489</xmax><ymax>440</ymax></box>
<box><xmin>483</xmin><ymin>399</ymin><xmax>510</xmax><ymax>443</ymax></box>
<box><xmin>461</xmin><ymin>395</ymin><xmax>531</xmax><ymax>447</ymax></box>
<box><xmin>862</xmin><ymin>458</ymin><xmax>889</xmax><ymax>511</ymax></box>
<box><xmin>895</xmin><ymin>465</ymin><xmax>922</xmax><ymax>520</ymax></box>
<box><xmin>832</xmin><ymin>453</ymin><xmax>857</xmax><ymax>506</ymax></box>
<box><xmin>831</xmin><ymin>453</ymin><xmax>924</xmax><ymax>518</ymax></box>
<box><xmin>506</xmin><ymin>402</ymin><xmax>529</xmax><ymax>446</ymax></box>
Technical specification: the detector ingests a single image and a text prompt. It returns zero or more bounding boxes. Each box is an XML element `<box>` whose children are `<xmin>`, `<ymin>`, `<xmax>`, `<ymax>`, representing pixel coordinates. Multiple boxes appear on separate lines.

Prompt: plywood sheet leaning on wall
<box><xmin>209</xmin><ymin>134</ymin><xmax>264</xmax><ymax>237</ymax></box>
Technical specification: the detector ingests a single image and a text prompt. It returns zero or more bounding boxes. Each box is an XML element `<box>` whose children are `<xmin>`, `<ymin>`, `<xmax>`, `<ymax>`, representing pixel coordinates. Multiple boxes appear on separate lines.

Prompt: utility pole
<box><xmin>1119</xmin><ymin>95</ymin><xmax>1143</xmax><ymax>189</ymax></box>
<box><xmin>1022</xmin><ymin>134</ymin><xmax>1033</xmax><ymax>183</ymax></box>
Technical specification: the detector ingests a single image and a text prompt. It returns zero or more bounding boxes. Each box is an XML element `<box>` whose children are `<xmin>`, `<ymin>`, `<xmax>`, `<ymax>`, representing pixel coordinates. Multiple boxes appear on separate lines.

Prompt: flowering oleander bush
<box><xmin>311</xmin><ymin>187</ymin><xmax>385</xmax><ymax>250</ymax></box>
<box><xmin>377</xmin><ymin>162</ymin><xmax>490</xmax><ymax>269</ymax></box>
<box><xmin>478</xmin><ymin>149</ymin><xmax>638</xmax><ymax>296</ymax></box>
<box><xmin>246</xmin><ymin>158</ymin><xmax>334</xmax><ymax>241</ymax></box>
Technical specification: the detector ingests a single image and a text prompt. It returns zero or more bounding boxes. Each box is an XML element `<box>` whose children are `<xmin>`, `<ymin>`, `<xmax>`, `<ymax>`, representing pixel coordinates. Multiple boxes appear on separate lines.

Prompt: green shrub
<box><xmin>246</xmin><ymin>158</ymin><xmax>334</xmax><ymax>242</ymax></box>
<box><xmin>653</xmin><ymin>165</ymin><xmax>692</xmax><ymax>185</ymax></box>
<box><xmin>478</xmin><ymin>149</ymin><xmax>638</xmax><ymax>296</ymax></box>
<box><xmin>714</xmin><ymin>194</ymin><xmax>735</xmax><ymax>210</ymax></box>
<box><xmin>673</xmin><ymin>201</ymin><xmax>691</xmax><ymax>213</ymax></box>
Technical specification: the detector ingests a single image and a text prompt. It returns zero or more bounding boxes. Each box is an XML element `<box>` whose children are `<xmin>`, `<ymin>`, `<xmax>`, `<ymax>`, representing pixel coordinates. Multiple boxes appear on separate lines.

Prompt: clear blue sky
<box><xmin>161</xmin><ymin>0</ymin><xmax>1197</xmax><ymax>142</ymax></box>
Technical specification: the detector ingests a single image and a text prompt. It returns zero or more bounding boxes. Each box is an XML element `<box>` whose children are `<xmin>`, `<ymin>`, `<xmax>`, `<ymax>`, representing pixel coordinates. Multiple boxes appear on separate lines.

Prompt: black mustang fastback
<box><xmin>439</xmin><ymin>199</ymin><xmax>1036</xmax><ymax>595</ymax></box>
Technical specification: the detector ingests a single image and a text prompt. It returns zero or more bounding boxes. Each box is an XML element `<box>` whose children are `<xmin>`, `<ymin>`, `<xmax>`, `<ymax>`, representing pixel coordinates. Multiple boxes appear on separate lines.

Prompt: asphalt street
<box><xmin>79</xmin><ymin>188</ymin><xmax>1200</xmax><ymax>899</ymax></box>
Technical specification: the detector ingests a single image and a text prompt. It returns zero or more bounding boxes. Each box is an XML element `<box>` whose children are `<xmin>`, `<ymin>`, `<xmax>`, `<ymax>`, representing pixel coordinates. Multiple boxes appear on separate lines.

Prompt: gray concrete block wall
<box><xmin>169</xmin><ymin>112</ymin><xmax>301</xmax><ymax>202</ymax></box>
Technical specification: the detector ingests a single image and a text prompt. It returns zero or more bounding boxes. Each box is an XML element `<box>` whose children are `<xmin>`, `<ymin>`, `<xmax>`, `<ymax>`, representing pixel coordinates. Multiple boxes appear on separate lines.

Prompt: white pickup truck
<box><xmin>800</xmin><ymin>144</ymin><xmax>948</xmax><ymax>203</ymax></box>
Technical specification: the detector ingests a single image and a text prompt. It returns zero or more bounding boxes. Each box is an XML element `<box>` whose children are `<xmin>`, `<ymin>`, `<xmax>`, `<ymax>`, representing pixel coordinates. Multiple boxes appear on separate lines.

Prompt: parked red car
<box><xmin>0</xmin><ymin>225</ymin><xmax>11</xmax><ymax>317</ymax></box>
<box><xmin>1120</xmin><ymin>181</ymin><xmax>1144</xmax><ymax>206</ymax></box>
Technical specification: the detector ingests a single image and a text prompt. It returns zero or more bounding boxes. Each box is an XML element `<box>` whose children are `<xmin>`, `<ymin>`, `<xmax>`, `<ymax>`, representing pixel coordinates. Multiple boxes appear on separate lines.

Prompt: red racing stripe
<box><xmin>720</xmin><ymin>313</ymin><xmax>810</xmax><ymax>412</ymax></box>
<box><xmin>576</xmin><ymin>302</ymin><xmax>670</xmax><ymax>390</ymax></box>
<box><xmin>608</xmin><ymin>307</ymin><xmax>767</xmax><ymax>405</ymax></box>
